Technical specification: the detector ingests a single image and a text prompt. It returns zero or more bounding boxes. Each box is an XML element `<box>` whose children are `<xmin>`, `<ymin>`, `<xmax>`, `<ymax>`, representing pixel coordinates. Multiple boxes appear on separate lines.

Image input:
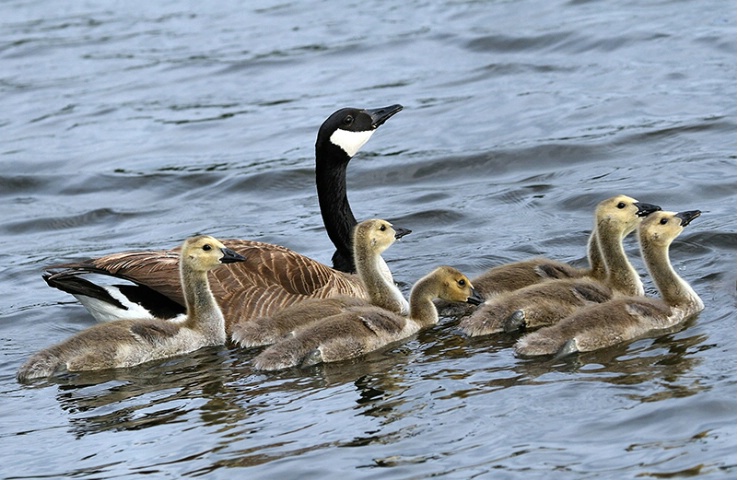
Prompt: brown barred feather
<box><xmin>45</xmin><ymin>239</ymin><xmax>368</xmax><ymax>333</ymax></box>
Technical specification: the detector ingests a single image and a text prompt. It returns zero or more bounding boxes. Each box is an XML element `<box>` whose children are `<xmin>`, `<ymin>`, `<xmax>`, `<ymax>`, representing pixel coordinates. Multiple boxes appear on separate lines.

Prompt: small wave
<box><xmin>1</xmin><ymin>208</ymin><xmax>136</xmax><ymax>234</ymax></box>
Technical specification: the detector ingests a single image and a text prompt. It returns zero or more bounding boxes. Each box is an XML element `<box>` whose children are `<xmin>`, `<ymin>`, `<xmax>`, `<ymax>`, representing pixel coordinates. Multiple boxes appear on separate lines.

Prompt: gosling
<box><xmin>460</xmin><ymin>195</ymin><xmax>660</xmax><ymax>336</ymax></box>
<box><xmin>252</xmin><ymin>266</ymin><xmax>483</xmax><ymax>371</ymax></box>
<box><xmin>514</xmin><ymin>210</ymin><xmax>703</xmax><ymax>357</ymax></box>
<box><xmin>17</xmin><ymin>236</ymin><xmax>245</xmax><ymax>382</ymax></box>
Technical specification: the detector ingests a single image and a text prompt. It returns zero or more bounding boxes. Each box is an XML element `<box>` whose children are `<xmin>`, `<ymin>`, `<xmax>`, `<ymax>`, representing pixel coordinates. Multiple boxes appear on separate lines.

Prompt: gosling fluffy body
<box><xmin>253</xmin><ymin>266</ymin><xmax>483</xmax><ymax>371</ymax></box>
<box><xmin>514</xmin><ymin>210</ymin><xmax>703</xmax><ymax>357</ymax></box>
<box><xmin>460</xmin><ymin>195</ymin><xmax>660</xmax><ymax>336</ymax></box>
<box><xmin>17</xmin><ymin>236</ymin><xmax>245</xmax><ymax>382</ymax></box>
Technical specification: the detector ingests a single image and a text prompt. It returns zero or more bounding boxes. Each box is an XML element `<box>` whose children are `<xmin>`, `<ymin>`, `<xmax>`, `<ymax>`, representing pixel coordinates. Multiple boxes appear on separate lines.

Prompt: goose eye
<box><xmin>660</xmin><ymin>218</ymin><xmax>668</xmax><ymax>225</ymax></box>
<box><xmin>342</xmin><ymin>115</ymin><xmax>354</xmax><ymax>125</ymax></box>
<box><xmin>458</xmin><ymin>279</ymin><xmax>466</xmax><ymax>287</ymax></box>
<box><xmin>203</xmin><ymin>244</ymin><xmax>212</xmax><ymax>251</ymax></box>
<box><xmin>617</xmin><ymin>202</ymin><xmax>626</xmax><ymax>209</ymax></box>
<box><xmin>380</xmin><ymin>224</ymin><xmax>387</xmax><ymax>231</ymax></box>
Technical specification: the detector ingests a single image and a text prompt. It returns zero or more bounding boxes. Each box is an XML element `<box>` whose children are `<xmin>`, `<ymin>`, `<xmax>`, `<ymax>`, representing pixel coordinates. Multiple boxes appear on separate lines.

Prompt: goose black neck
<box><xmin>316</xmin><ymin>141</ymin><xmax>357</xmax><ymax>273</ymax></box>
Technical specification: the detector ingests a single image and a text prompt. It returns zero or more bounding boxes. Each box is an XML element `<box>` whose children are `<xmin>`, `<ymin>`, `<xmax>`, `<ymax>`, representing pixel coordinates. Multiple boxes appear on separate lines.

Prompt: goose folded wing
<box><xmin>45</xmin><ymin>250</ymin><xmax>184</xmax><ymax>304</ymax></box>
<box><xmin>44</xmin><ymin>239</ymin><xmax>362</xmax><ymax>315</ymax></box>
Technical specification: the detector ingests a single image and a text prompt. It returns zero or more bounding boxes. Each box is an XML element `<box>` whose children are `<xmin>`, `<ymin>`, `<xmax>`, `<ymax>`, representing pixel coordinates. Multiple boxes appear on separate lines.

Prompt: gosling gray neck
<box><xmin>180</xmin><ymin>262</ymin><xmax>226</xmax><ymax>344</ymax></box>
<box><xmin>597</xmin><ymin>219</ymin><xmax>643</xmax><ymax>296</ymax></box>
<box><xmin>586</xmin><ymin>230</ymin><xmax>606</xmax><ymax>282</ymax></box>
<box><xmin>407</xmin><ymin>276</ymin><xmax>441</xmax><ymax>329</ymax></box>
<box><xmin>354</xmin><ymin>244</ymin><xmax>408</xmax><ymax>315</ymax></box>
<box><xmin>640</xmin><ymin>235</ymin><xmax>703</xmax><ymax>312</ymax></box>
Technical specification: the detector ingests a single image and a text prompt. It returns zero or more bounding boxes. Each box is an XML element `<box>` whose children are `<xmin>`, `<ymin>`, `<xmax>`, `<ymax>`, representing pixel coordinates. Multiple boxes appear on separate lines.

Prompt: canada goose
<box><xmin>17</xmin><ymin>236</ymin><xmax>245</xmax><ymax>382</ymax></box>
<box><xmin>231</xmin><ymin>218</ymin><xmax>411</xmax><ymax>348</ymax></box>
<box><xmin>514</xmin><ymin>210</ymin><xmax>703</xmax><ymax>357</ymax></box>
<box><xmin>459</xmin><ymin>195</ymin><xmax>661</xmax><ymax>336</ymax></box>
<box><xmin>252</xmin><ymin>266</ymin><xmax>483</xmax><ymax>371</ymax></box>
<box><xmin>42</xmin><ymin>105</ymin><xmax>403</xmax><ymax>333</ymax></box>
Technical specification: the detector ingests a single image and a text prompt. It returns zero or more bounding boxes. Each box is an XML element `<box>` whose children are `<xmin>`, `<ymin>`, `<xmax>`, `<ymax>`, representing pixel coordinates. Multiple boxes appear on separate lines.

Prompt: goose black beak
<box><xmin>466</xmin><ymin>288</ymin><xmax>484</xmax><ymax>306</ymax></box>
<box><xmin>366</xmin><ymin>104</ymin><xmax>403</xmax><ymax>129</ymax></box>
<box><xmin>634</xmin><ymin>202</ymin><xmax>661</xmax><ymax>217</ymax></box>
<box><xmin>220</xmin><ymin>247</ymin><xmax>246</xmax><ymax>264</ymax></box>
<box><xmin>393</xmin><ymin>227</ymin><xmax>412</xmax><ymax>240</ymax></box>
<box><xmin>675</xmin><ymin>210</ymin><xmax>701</xmax><ymax>227</ymax></box>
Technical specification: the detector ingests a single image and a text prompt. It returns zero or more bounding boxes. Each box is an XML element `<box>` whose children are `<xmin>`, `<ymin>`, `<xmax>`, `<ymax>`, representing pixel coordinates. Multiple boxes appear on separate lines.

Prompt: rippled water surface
<box><xmin>1</xmin><ymin>0</ymin><xmax>735</xmax><ymax>478</ymax></box>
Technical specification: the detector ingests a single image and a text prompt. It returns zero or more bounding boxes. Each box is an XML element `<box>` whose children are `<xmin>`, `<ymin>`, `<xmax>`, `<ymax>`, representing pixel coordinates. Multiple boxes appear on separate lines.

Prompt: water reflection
<box><xmin>6</xmin><ymin>306</ymin><xmax>721</xmax><ymax>478</ymax></box>
<box><xmin>24</xmin><ymin>304</ymin><xmax>707</xmax><ymax>443</ymax></box>
<box><xmin>512</xmin><ymin>320</ymin><xmax>704</xmax><ymax>391</ymax></box>
<box><xmin>51</xmin><ymin>349</ymin><xmax>231</xmax><ymax>436</ymax></box>
<box><xmin>408</xmin><ymin>315</ymin><xmax>707</xmax><ymax>400</ymax></box>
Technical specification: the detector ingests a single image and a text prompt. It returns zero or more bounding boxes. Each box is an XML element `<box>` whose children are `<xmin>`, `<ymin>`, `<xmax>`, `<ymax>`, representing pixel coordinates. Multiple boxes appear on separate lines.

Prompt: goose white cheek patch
<box><xmin>330</xmin><ymin>128</ymin><xmax>375</xmax><ymax>157</ymax></box>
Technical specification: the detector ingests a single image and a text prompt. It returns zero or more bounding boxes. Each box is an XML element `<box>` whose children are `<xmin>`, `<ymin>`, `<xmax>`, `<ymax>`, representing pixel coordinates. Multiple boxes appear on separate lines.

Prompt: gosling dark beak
<box><xmin>675</xmin><ymin>210</ymin><xmax>701</xmax><ymax>227</ymax></box>
<box><xmin>466</xmin><ymin>288</ymin><xmax>484</xmax><ymax>306</ymax></box>
<box><xmin>220</xmin><ymin>247</ymin><xmax>246</xmax><ymax>264</ymax></box>
<box><xmin>366</xmin><ymin>104</ymin><xmax>403</xmax><ymax>129</ymax></box>
<box><xmin>634</xmin><ymin>202</ymin><xmax>662</xmax><ymax>217</ymax></box>
<box><xmin>393</xmin><ymin>227</ymin><xmax>412</xmax><ymax>240</ymax></box>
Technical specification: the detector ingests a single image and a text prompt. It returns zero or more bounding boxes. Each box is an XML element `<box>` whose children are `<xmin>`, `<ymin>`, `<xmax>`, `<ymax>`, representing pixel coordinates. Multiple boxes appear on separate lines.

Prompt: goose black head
<box><xmin>316</xmin><ymin>104</ymin><xmax>403</xmax><ymax>159</ymax></box>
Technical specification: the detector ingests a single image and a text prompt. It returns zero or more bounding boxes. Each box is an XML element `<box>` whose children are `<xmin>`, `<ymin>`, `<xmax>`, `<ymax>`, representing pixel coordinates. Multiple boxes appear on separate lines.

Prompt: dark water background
<box><xmin>1</xmin><ymin>0</ymin><xmax>735</xmax><ymax>478</ymax></box>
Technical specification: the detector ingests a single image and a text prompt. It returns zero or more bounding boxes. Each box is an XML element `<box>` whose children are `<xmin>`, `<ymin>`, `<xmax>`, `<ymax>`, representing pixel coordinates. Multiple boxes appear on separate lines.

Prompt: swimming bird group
<box><xmin>17</xmin><ymin>104</ymin><xmax>705</xmax><ymax>382</ymax></box>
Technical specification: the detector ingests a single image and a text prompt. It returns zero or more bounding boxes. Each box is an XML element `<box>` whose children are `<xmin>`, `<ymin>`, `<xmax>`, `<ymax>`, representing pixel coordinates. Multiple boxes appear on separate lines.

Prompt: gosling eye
<box><xmin>202</xmin><ymin>244</ymin><xmax>212</xmax><ymax>251</ymax></box>
<box><xmin>458</xmin><ymin>279</ymin><xmax>466</xmax><ymax>287</ymax></box>
<box><xmin>617</xmin><ymin>202</ymin><xmax>626</xmax><ymax>209</ymax></box>
<box><xmin>660</xmin><ymin>218</ymin><xmax>669</xmax><ymax>225</ymax></box>
<box><xmin>380</xmin><ymin>224</ymin><xmax>387</xmax><ymax>231</ymax></box>
<box><xmin>342</xmin><ymin>115</ymin><xmax>354</xmax><ymax>126</ymax></box>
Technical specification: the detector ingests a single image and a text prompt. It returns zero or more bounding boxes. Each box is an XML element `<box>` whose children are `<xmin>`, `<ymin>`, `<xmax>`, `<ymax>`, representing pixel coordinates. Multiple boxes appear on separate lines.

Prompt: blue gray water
<box><xmin>1</xmin><ymin>0</ymin><xmax>735</xmax><ymax>478</ymax></box>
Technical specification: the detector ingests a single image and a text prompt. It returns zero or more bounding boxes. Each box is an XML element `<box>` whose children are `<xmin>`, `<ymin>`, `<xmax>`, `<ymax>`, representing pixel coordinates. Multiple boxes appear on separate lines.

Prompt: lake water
<box><xmin>1</xmin><ymin>0</ymin><xmax>735</xmax><ymax>478</ymax></box>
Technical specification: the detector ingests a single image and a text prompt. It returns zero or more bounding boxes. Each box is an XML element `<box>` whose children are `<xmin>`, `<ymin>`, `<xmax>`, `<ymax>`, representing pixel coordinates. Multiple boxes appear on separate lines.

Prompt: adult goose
<box><xmin>17</xmin><ymin>236</ymin><xmax>245</xmax><ymax>382</ymax></box>
<box><xmin>459</xmin><ymin>195</ymin><xmax>661</xmax><ymax>336</ymax></box>
<box><xmin>42</xmin><ymin>105</ymin><xmax>403</xmax><ymax>333</ymax></box>
<box><xmin>514</xmin><ymin>210</ymin><xmax>703</xmax><ymax>357</ymax></box>
<box><xmin>253</xmin><ymin>266</ymin><xmax>483</xmax><ymax>371</ymax></box>
<box><xmin>231</xmin><ymin>218</ymin><xmax>411</xmax><ymax>348</ymax></box>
